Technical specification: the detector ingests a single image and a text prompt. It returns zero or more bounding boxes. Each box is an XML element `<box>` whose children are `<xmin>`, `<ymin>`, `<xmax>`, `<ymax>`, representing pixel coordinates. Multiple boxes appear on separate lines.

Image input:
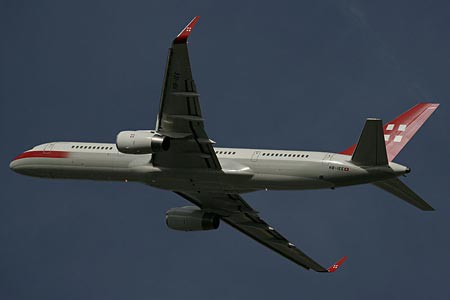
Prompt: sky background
<box><xmin>1</xmin><ymin>0</ymin><xmax>450</xmax><ymax>299</ymax></box>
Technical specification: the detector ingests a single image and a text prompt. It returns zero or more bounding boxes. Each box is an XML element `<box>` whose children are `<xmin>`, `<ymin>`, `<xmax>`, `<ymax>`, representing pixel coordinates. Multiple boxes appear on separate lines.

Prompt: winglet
<box><xmin>327</xmin><ymin>256</ymin><xmax>348</xmax><ymax>273</ymax></box>
<box><xmin>174</xmin><ymin>16</ymin><xmax>200</xmax><ymax>44</ymax></box>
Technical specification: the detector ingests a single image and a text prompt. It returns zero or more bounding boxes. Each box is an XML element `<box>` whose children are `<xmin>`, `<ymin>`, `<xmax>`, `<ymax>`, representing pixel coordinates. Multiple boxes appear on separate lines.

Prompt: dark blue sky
<box><xmin>1</xmin><ymin>1</ymin><xmax>449</xmax><ymax>299</ymax></box>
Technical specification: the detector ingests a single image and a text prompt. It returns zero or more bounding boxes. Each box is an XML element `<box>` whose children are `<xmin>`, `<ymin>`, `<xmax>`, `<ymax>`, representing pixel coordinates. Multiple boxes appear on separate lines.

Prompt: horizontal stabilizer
<box><xmin>373</xmin><ymin>178</ymin><xmax>434</xmax><ymax>211</ymax></box>
<box><xmin>351</xmin><ymin>119</ymin><xmax>388</xmax><ymax>166</ymax></box>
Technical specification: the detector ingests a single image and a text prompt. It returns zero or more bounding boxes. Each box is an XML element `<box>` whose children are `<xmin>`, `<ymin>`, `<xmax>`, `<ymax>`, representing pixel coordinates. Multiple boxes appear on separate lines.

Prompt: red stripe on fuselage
<box><xmin>13</xmin><ymin>151</ymin><xmax>70</xmax><ymax>161</ymax></box>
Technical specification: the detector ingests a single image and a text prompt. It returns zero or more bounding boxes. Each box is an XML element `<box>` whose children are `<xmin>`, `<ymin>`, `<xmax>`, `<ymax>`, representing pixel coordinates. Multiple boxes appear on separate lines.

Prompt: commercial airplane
<box><xmin>10</xmin><ymin>16</ymin><xmax>439</xmax><ymax>273</ymax></box>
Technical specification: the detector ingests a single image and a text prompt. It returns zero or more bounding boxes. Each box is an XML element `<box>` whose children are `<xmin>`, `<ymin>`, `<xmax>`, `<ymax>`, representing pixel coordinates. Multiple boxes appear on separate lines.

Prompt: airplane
<box><xmin>10</xmin><ymin>16</ymin><xmax>439</xmax><ymax>273</ymax></box>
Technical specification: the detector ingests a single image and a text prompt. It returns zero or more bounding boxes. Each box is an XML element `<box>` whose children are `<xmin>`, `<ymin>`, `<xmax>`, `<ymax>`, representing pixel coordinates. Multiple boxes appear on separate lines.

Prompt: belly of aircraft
<box><xmin>145</xmin><ymin>170</ymin><xmax>332</xmax><ymax>193</ymax></box>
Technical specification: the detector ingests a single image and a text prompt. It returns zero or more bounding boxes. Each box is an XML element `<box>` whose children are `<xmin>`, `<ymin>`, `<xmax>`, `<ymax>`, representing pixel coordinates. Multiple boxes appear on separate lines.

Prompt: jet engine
<box><xmin>116</xmin><ymin>130</ymin><xmax>170</xmax><ymax>154</ymax></box>
<box><xmin>166</xmin><ymin>206</ymin><xmax>220</xmax><ymax>231</ymax></box>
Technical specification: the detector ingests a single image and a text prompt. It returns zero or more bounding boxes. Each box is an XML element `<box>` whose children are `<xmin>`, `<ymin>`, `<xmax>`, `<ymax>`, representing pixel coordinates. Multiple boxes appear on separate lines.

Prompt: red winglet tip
<box><xmin>327</xmin><ymin>256</ymin><xmax>348</xmax><ymax>273</ymax></box>
<box><xmin>174</xmin><ymin>16</ymin><xmax>200</xmax><ymax>44</ymax></box>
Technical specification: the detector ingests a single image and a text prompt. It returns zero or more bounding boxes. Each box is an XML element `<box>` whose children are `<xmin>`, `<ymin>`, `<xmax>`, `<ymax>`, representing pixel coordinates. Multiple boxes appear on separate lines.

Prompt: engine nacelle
<box><xmin>116</xmin><ymin>130</ymin><xmax>170</xmax><ymax>154</ymax></box>
<box><xmin>166</xmin><ymin>206</ymin><xmax>220</xmax><ymax>231</ymax></box>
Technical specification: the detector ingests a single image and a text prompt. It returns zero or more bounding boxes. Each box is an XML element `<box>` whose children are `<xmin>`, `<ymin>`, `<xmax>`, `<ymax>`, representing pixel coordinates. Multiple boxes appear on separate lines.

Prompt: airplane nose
<box><xmin>10</xmin><ymin>158</ymin><xmax>20</xmax><ymax>172</ymax></box>
<box><xmin>10</xmin><ymin>152</ymin><xmax>28</xmax><ymax>174</ymax></box>
<box><xmin>9</xmin><ymin>149</ymin><xmax>47</xmax><ymax>177</ymax></box>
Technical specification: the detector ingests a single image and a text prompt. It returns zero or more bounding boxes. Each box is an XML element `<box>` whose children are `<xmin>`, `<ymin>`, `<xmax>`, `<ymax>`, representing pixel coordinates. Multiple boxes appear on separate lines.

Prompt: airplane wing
<box><xmin>176</xmin><ymin>192</ymin><xmax>347</xmax><ymax>272</ymax></box>
<box><xmin>152</xmin><ymin>16</ymin><xmax>220</xmax><ymax>170</ymax></box>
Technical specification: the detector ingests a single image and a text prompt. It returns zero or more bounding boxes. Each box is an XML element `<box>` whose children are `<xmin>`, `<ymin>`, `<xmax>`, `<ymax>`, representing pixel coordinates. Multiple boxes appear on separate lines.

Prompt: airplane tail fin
<box><xmin>341</xmin><ymin>103</ymin><xmax>440</xmax><ymax>161</ymax></box>
<box><xmin>350</xmin><ymin>118</ymin><xmax>388</xmax><ymax>166</ymax></box>
<box><xmin>373</xmin><ymin>178</ymin><xmax>434</xmax><ymax>211</ymax></box>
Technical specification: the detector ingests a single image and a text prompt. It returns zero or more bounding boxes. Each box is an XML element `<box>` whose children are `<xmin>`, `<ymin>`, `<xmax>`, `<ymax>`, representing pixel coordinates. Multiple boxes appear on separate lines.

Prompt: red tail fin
<box><xmin>341</xmin><ymin>103</ymin><xmax>439</xmax><ymax>161</ymax></box>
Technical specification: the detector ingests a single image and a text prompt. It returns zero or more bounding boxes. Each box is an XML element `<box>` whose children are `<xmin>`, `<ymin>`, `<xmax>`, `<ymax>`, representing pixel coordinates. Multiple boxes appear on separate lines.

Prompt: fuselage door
<box><xmin>43</xmin><ymin>143</ymin><xmax>55</xmax><ymax>153</ymax></box>
<box><xmin>322</xmin><ymin>153</ymin><xmax>334</xmax><ymax>166</ymax></box>
<box><xmin>251</xmin><ymin>151</ymin><xmax>261</xmax><ymax>162</ymax></box>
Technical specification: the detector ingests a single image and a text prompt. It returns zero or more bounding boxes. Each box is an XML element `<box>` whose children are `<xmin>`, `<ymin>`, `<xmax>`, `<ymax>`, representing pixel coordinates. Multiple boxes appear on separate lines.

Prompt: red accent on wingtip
<box><xmin>174</xmin><ymin>16</ymin><xmax>200</xmax><ymax>44</ymax></box>
<box><xmin>327</xmin><ymin>256</ymin><xmax>348</xmax><ymax>273</ymax></box>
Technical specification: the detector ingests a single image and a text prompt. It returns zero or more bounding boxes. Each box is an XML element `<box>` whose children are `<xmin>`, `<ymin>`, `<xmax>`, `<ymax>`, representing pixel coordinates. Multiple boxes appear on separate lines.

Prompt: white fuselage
<box><xmin>10</xmin><ymin>142</ymin><xmax>410</xmax><ymax>193</ymax></box>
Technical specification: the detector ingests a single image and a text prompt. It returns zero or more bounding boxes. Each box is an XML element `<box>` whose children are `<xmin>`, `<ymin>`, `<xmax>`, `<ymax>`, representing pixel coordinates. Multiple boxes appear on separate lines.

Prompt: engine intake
<box><xmin>166</xmin><ymin>206</ymin><xmax>220</xmax><ymax>231</ymax></box>
<box><xmin>116</xmin><ymin>130</ymin><xmax>170</xmax><ymax>154</ymax></box>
